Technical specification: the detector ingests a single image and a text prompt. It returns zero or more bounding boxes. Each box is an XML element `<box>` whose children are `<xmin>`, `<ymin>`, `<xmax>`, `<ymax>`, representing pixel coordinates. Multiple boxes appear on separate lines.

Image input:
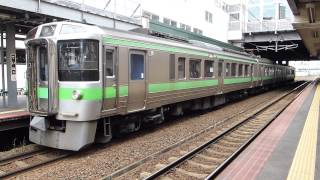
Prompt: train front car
<box><xmin>25</xmin><ymin>22</ymin><xmax>104</xmax><ymax>151</ymax></box>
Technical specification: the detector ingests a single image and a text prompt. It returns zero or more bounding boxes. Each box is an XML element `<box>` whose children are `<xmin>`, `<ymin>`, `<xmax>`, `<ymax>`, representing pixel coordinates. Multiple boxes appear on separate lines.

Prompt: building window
<box><xmin>204</xmin><ymin>60</ymin><xmax>214</xmax><ymax>77</ymax></box>
<box><xmin>248</xmin><ymin>6</ymin><xmax>260</xmax><ymax>22</ymax></box>
<box><xmin>186</xmin><ymin>25</ymin><xmax>191</xmax><ymax>32</ymax></box>
<box><xmin>163</xmin><ymin>18</ymin><xmax>170</xmax><ymax>25</ymax></box>
<box><xmin>171</xmin><ymin>20</ymin><xmax>177</xmax><ymax>27</ymax></box>
<box><xmin>180</xmin><ymin>23</ymin><xmax>186</xmax><ymax>30</ymax></box>
<box><xmin>279</xmin><ymin>4</ymin><xmax>286</xmax><ymax>19</ymax></box>
<box><xmin>143</xmin><ymin>11</ymin><xmax>159</xmax><ymax>22</ymax></box>
<box><xmin>193</xmin><ymin>28</ymin><xmax>203</xmax><ymax>35</ymax></box>
<box><xmin>178</xmin><ymin>57</ymin><xmax>185</xmax><ymax>79</ymax></box>
<box><xmin>189</xmin><ymin>59</ymin><xmax>201</xmax><ymax>78</ymax></box>
<box><xmin>230</xmin><ymin>13</ymin><xmax>240</xmax><ymax>21</ymax></box>
<box><xmin>205</xmin><ymin>11</ymin><xmax>213</xmax><ymax>23</ymax></box>
<box><xmin>263</xmin><ymin>5</ymin><xmax>275</xmax><ymax>20</ymax></box>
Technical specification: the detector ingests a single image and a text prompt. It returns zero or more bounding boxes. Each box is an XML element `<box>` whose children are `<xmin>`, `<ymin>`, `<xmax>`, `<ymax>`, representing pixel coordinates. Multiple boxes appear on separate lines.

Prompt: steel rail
<box><xmin>143</xmin><ymin>81</ymin><xmax>310</xmax><ymax>180</ymax></box>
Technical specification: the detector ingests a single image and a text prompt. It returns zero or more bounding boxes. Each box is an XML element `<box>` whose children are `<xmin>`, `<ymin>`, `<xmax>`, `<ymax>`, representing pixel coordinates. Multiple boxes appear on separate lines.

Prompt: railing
<box><xmin>245</xmin><ymin>20</ymin><xmax>293</xmax><ymax>33</ymax></box>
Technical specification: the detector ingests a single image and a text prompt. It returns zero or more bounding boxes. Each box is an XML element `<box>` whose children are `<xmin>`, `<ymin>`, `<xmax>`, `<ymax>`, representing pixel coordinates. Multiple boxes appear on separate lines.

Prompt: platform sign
<box><xmin>10</xmin><ymin>53</ymin><xmax>16</xmax><ymax>81</ymax></box>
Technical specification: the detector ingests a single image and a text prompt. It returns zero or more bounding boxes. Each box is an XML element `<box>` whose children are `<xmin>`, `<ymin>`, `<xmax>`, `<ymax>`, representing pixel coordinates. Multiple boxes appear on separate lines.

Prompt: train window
<box><xmin>231</xmin><ymin>63</ymin><xmax>236</xmax><ymax>76</ymax></box>
<box><xmin>58</xmin><ymin>39</ymin><xmax>99</xmax><ymax>81</ymax></box>
<box><xmin>218</xmin><ymin>62</ymin><xmax>223</xmax><ymax>77</ymax></box>
<box><xmin>40</xmin><ymin>25</ymin><xmax>56</xmax><ymax>37</ymax></box>
<box><xmin>60</xmin><ymin>24</ymin><xmax>86</xmax><ymax>34</ymax></box>
<box><xmin>204</xmin><ymin>60</ymin><xmax>214</xmax><ymax>78</ymax></box>
<box><xmin>130</xmin><ymin>53</ymin><xmax>145</xmax><ymax>80</ymax></box>
<box><xmin>39</xmin><ymin>46</ymin><xmax>48</xmax><ymax>81</ymax></box>
<box><xmin>189</xmin><ymin>59</ymin><xmax>201</xmax><ymax>78</ymax></box>
<box><xmin>105</xmin><ymin>50</ymin><xmax>114</xmax><ymax>77</ymax></box>
<box><xmin>245</xmin><ymin>65</ymin><xmax>249</xmax><ymax>77</ymax></box>
<box><xmin>178</xmin><ymin>57</ymin><xmax>186</xmax><ymax>79</ymax></box>
<box><xmin>226</xmin><ymin>63</ymin><xmax>231</xmax><ymax>77</ymax></box>
<box><xmin>169</xmin><ymin>54</ymin><xmax>175</xmax><ymax>80</ymax></box>
<box><xmin>238</xmin><ymin>64</ymin><xmax>243</xmax><ymax>77</ymax></box>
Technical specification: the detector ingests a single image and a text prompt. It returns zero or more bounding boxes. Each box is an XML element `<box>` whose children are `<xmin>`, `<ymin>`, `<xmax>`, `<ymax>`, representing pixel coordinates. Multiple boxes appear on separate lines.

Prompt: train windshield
<box><xmin>58</xmin><ymin>39</ymin><xmax>99</xmax><ymax>81</ymax></box>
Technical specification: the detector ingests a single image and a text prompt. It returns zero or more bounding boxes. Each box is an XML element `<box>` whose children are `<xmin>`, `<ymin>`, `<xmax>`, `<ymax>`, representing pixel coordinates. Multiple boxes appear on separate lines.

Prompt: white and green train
<box><xmin>25</xmin><ymin>21</ymin><xmax>295</xmax><ymax>151</ymax></box>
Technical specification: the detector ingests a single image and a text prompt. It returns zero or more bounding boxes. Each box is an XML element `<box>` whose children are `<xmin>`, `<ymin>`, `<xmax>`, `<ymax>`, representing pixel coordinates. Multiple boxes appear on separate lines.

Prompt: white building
<box><xmin>225</xmin><ymin>0</ymin><xmax>294</xmax><ymax>41</ymax></box>
<box><xmin>140</xmin><ymin>0</ymin><xmax>230</xmax><ymax>42</ymax></box>
<box><xmin>69</xmin><ymin>0</ymin><xmax>230</xmax><ymax>42</ymax></box>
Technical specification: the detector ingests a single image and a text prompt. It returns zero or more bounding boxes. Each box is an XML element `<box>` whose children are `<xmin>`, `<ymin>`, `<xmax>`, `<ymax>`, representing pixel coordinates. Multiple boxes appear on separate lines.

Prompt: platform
<box><xmin>217</xmin><ymin>80</ymin><xmax>320</xmax><ymax>180</ymax></box>
<box><xmin>0</xmin><ymin>95</ymin><xmax>29</xmax><ymax>131</ymax></box>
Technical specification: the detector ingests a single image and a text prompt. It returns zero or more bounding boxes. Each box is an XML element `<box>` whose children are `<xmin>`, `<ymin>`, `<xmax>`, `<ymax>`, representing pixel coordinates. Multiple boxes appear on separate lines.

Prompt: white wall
<box><xmin>0</xmin><ymin>64</ymin><xmax>27</xmax><ymax>90</ymax></box>
<box><xmin>140</xmin><ymin>0</ymin><xmax>230</xmax><ymax>42</ymax></box>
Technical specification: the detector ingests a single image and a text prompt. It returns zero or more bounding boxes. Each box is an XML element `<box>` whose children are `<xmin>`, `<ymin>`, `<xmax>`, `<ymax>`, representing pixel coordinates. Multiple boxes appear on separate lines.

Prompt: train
<box><xmin>25</xmin><ymin>21</ymin><xmax>295</xmax><ymax>151</ymax></box>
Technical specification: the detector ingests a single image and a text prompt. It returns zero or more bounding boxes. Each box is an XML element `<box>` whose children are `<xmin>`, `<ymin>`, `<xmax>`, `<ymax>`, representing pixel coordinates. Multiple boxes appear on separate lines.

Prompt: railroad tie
<box><xmin>15</xmin><ymin>160</ymin><xmax>29</xmax><ymax>168</ymax></box>
<box><xmin>186</xmin><ymin>160</ymin><xmax>215</xmax><ymax>170</ymax></box>
<box><xmin>205</xmin><ymin>149</ymin><xmax>230</xmax><ymax>157</ymax></box>
<box><xmin>196</xmin><ymin>154</ymin><xmax>222</xmax><ymax>162</ymax></box>
<box><xmin>155</xmin><ymin>163</ymin><xmax>166</xmax><ymax>170</ymax></box>
<box><xmin>168</xmin><ymin>157</ymin><xmax>178</xmax><ymax>163</ymax></box>
<box><xmin>0</xmin><ymin>170</ymin><xmax>5</xmax><ymax>175</ymax></box>
<box><xmin>175</xmin><ymin>168</ymin><xmax>207</xmax><ymax>179</ymax></box>
<box><xmin>139</xmin><ymin>171</ymin><xmax>152</xmax><ymax>179</ymax></box>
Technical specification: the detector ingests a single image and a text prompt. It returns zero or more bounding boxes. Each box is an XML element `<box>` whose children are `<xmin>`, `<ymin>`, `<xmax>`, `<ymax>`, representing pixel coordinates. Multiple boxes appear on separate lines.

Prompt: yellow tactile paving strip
<box><xmin>287</xmin><ymin>84</ymin><xmax>320</xmax><ymax>180</ymax></box>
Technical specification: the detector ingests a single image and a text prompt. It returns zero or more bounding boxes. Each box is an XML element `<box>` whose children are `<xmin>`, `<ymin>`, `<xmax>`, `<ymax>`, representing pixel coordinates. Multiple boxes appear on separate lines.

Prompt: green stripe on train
<box><xmin>37</xmin><ymin>86</ymin><xmax>128</xmax><ymax>100</ymax></box>
<box><xmin>103</xmin><ymin>36</ymin><xmax>256</xmax><ymax>64</ymax></box>
<box><xmin>148</xmin><ymin>79</ymin><xmax>218</xmax><ymax>93</ymax></box>
<box><xmin>224</xmin><ymin>77</ymin><xmax>251</xmax><ymax>85</ymax></box>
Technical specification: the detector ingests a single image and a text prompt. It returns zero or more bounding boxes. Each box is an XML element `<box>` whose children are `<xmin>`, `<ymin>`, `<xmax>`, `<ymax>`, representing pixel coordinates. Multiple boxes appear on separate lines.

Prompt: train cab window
<box><xmin>178</xmin><ymin>57</ymin><xmax>186</xmax><ymax>79</ymax></box>
<box><xmin>204</xmin><ymin>60</ymin><xmax>214</xmax><ymax>78</ymax></box>
<box><xmin>189</xmin><ymin>59</ymin><xmax>201</xmax><ymax>78</ymax></box>
<box><xmin>238</xmin><ymin>64</ymin><xmax>243</xmax><ymax>77</ymax></box>
<box><xmin>245</xmin><ymin>65</ymin><xmax>249</xmax><ymax>77</ymax></box>
<box><xmin>226</xmin><ymin>63</ymin><xmax>231</xmax><ymax>77</ymax></box>
<box><xmin>130</xmin><ymin>53</ymin><xmax>145</xmax><ymax>80</ymax></box>
<box><xmin>39</xmin><ymin>46</ymin><xmax>48</xmax><ymax>81</ymax></box>
<box><xmin>58</xmin><ymin>39</ymin><xmax>99</xmax><ymax>81</ymax></box>
<box><xmin>231</xmin><ymin>63</ymin><xmax>236</xmax><ymax>76</ymax></box>
<box><xmin>105</xmin><ymin>49</ymin><xmax>114</xmax><ymax>77</ymax></box>
<box><xmin>218</xmin><ymin>61</ymin><xmax>223</xmax><ymax>77</ymax></box>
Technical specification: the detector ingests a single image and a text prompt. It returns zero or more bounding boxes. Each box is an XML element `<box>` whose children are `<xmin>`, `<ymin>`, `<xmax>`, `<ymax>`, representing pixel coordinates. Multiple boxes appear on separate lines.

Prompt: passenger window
<box><xmin>218</xmin><ymin>61</ymin><xmax>223</xmax><ymax>77</ymax></box>
<box><xmin>105</xmin><ymin>50</ymin><xmax>114</xmax><ymax>77</ymax></box>
<box><xmin>178</xmin><ymin>57</ymin><xmax>186</xmax><ymax>79</ymax></box>
<box><xmin>189</xmin><ymin>59</ymin><xmax>201</xmax><ymax>78</ymax></box>
<box><xmin>169</xmin><ymin>54</ymin><xmax>175</xmax><ymax>80</ymax></box>
<box><xmin>231</xmin><ymin>63</ymin><xmax>236</xmax><ymax>76</ymax></box>
<box><xmin>204</xmin><ymin>60</ymin><xmax>214</xmax><ymax>77</ymax></box>
<box><xmin>238</xmin><ymin>64</ymin><xmax>243</xmax><ymax>77</ymax></box>
<box><xmin>226</xmin><ymin>63</ymin><xmax>231</xmax><ymax>77</ymax></box>
<box><xmin>130</xmin><ymin>53</ymin><xmax>144</xmax><ymax>80</ymax></box>
<box><xmin>245</xmin><ymin>65</ymin><xmax>249</xmax><ymax>77</ymax></box>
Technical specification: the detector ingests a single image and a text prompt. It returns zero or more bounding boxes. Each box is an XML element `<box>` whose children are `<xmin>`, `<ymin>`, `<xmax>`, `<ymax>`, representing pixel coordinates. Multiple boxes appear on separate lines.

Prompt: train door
<box><xmin>128</xmin><ymin>50</ymin><xmax>146</xmax><ymax>112</ymax></box>
<box><xmin>102</xmin><ymin>46</ymin><xmax>117</xmax><ymax>112</ymax></box>
<box><xmin>217</xmin><ymin>60</ymin><xmax>224</xmax><ymax>92</ymax></box>
<box><xmin>27</xmin><ymin>39</ymin><xmax>57</xmax><ymax>114</ymax></box>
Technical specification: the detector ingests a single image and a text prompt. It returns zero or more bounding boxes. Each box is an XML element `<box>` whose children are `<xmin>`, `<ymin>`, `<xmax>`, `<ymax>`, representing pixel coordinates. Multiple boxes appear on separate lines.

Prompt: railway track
<box><xmin>106</xmin><ymin>81</ymin><xmax>309</xmax><ymax>180</ymax></box>
<box><xmin>139</xmin><ymin>81</ymin><xmax>309</xmax><ymax>180</ymax></box>
<box><xmin>0</xmin><ymin>148</ymin><xmax>71</xmax><ymax>179</ymax></box>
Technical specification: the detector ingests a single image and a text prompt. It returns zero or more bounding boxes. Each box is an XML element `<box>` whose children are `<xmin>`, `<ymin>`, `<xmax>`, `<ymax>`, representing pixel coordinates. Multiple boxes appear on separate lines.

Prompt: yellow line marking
<box><xmin>0</xmin><ymin>109</ymin><xmax>26</xmax><ymax>115</ymax></box>
<box><xmin>287</xmin><ymin>83</ymin><xmax>320</xmax><ymax>180</ymax></box>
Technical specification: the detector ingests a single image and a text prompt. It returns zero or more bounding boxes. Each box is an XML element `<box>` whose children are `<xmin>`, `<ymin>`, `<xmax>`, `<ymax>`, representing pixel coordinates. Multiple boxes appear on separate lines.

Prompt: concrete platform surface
<box><xmin>217</xmin><ymin>80</ymin><xmax>319</xmax><ymax>180</ymax></box>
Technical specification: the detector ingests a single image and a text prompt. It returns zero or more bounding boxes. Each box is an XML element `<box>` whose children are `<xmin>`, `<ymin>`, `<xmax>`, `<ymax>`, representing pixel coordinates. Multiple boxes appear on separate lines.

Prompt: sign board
<box><xmin>10</xmin><ymin>54</ymin><xmax>16</xmax><ymax>81</ymax></box>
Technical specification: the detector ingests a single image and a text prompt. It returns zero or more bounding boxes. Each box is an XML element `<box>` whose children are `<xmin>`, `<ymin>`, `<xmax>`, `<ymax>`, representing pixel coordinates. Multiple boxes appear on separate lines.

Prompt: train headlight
<box><xmin>72</xmin><ymin>90</ymin><xmax>82</xmax><ymax>100</ymax></box>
